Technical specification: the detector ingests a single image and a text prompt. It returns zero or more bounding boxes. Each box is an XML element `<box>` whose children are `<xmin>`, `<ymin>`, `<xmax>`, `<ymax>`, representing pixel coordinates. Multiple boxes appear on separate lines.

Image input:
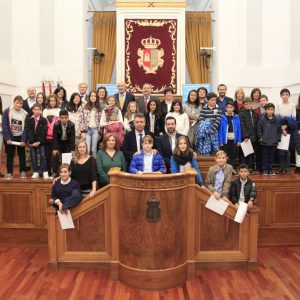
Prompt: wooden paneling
<box><xmin>0</xmin><ymin>179</ymin><xmax>52</xmax><ymax>245</ymax></box>
<box><xmin>119</xmin><ymin>189</ymin><xmax>187</xmax><ymax>270</ymax></box>
<box><xmin>2</xmin><ymin>193</ymin><xmax>33</xmax><ymax>225</ymax></box>
<box><xmin>66</xmin><ymin>204</ymin><xmax>106</xmax><ymax>252</ymax></box>
<box><xmin>253</xmin><ymin>176</ymin><xmax>300</xmax><ymax>246</ymax></box>
<box><xmin>199</xmin><ymin>204</ymin><xmax>240</xmax><ymax>251</ymax></box>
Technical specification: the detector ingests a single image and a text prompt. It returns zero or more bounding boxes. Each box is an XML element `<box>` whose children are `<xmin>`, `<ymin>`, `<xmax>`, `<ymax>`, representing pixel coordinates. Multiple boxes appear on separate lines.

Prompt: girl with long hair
<box><xmin>183</xmin><ymin>89</ymin><xmax>201</xmax><ymax>145</ymax></box>
<box><xmin>124</xmin><ymin>101</ymin><xmax>139</xmax><ymax>133</ymax></box>
<box><xmin>67</xmin><ymin>92</ymin><xmax>83</xmax><ymax>142</ymax></box>
<box><xmin>100</xmin><ymin>95</ymin><xmax>124</xmax><ymax>146</ymax></box>
<box><xmin>170</xmin><ymin>135</ymin><xmax>203</xmax><ymax>185</ymax></box>
<box><xmin>79</xmin><ymin>91</ymin><xmax>102</xmax><ymax>157</ymax></box>
<box><xmin>145</xmin><ymin>99</ymin><xmax>164</xmax><ymax>137</ymax></box>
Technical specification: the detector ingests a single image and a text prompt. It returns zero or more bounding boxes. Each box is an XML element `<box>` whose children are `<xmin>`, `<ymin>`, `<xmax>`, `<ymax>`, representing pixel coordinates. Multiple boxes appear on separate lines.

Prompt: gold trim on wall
<box><xmin>116</xmin><ymin>2</ymin><xmax>186</xmax><ymax>8</ymax></box>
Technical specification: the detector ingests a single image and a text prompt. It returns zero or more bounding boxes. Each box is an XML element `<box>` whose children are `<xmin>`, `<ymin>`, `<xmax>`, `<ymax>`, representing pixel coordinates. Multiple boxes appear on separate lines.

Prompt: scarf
<box><xmin>173</xmin><ymin>151</ymin><xmax>193</xmax><ymax>166</ymax></box>
<box><xmin>105</xmin><ymin>105</ymin><xmax>119</xmax><ymax>122</ymax></box>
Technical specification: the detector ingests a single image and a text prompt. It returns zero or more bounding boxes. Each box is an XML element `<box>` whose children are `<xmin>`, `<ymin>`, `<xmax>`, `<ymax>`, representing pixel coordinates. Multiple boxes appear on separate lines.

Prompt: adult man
<box><xmin>114</xmin><ymin>80</ymin><xmax>135</xmax><ymax>116</ymax></box>
<box><xmin>23</xmin><ymin>86</ymin><xmax>36</xmax><ymax>116</ymax></box>
<box><xmin>78</xmin><ymin>82</ymin><xmax>88</xmax><ymax>103</ymax></box>
<box><xmin>136</xmin><ymin>83</ymin><xmax>160</xmax><ymax>113</ymax></box>
<box><xmin>216</xmin><ymin>84</ymin><xmax>233</xmax><ymax>115</ymax></box>
<box><xmin>156</xmin><ymin>116</ymin><xmax>185</xmax><ymax>173</ymax></box>
<box><xmin>122</xmin><ymin>113</ymin><xmax>155</xmax><ymax>165</ymax></box>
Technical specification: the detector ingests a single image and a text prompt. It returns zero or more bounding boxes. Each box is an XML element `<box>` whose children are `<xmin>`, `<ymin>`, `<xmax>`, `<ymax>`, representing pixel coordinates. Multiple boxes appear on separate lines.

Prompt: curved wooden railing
<box><xmin>46</xmin><ymin>168</ymin><xmax>260</xmax><ymax>290</ymax></box>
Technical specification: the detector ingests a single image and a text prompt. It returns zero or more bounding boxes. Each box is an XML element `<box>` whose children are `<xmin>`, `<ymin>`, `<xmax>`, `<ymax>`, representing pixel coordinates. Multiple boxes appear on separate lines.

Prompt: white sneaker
<box><xmin>43</xmin><ymin>171</ymin><xmax>50</xmax><ymax>180</ymax></box>
<box><xmin>31</xmin><ymin>172</ymin><xmax>39</xmax><ymax>179</ymax></box>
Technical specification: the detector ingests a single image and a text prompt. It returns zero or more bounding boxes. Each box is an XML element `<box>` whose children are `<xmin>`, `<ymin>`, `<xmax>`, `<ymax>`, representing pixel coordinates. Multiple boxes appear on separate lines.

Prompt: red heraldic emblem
<box><xmin>137</xmin><ymin>36</ymin><xmax>164</xmax><ymax>74</ymax></box>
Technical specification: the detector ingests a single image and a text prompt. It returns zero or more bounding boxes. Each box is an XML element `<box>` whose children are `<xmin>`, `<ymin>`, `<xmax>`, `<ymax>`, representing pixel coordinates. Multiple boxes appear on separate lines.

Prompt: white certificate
<box><xmin>241</xmin><ymin>140</ymin><xmax>254</xmax><ymax>157</ymax></box>
<box><xmin>234</xmin><ymin>202</ymin><xmax>248</xmax><ymax>224</ymax></box>
<box><xmin>11</xmin><ymin>141</ymin><xmax>21</xmax><ymax>146</ymax></box>
<box><xmin>205</xmin><ymin>195</ymin><xmax>229</xmax><ymax>216</ymax></box>
<box><xmin>62</xmin><ymin>152</ymin><xmax>72</xmax><ymax>165</ymax></box>
<box><xmin>58</xmin><ymin>210</ymin><xmax>75</xmax><ymax>230</ymax></box>
<box><xmin>277</xmin><ymin>134</ymin><xmax>290</xmax><ymax>151</ymax></box>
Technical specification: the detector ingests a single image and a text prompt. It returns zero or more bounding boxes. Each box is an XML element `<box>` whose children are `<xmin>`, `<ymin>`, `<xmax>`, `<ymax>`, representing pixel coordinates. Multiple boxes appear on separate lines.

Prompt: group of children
<box><xmin>195</xmin><ymin>88</ymin><xmax>300</xmax><ymax>175</ymax></box>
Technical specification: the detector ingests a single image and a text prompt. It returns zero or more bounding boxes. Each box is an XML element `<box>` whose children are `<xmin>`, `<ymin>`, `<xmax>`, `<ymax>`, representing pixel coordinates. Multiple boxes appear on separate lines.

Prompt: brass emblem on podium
<box><xmin>137</xmin><ymin>36</ymin><xmax>164</xmax><ymax>74</ymax></box>
<box><xmin>145</xmin><ymin>195</ymin><xmax>161</xmax><ymax>222</ymax></box>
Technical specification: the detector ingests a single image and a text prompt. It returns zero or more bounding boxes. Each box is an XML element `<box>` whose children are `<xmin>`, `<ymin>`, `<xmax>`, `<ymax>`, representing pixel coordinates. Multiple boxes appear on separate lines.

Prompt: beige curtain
<box><xmin>186</xmin><ymin>12</ymin><xmax>211</xmax><ymax>84</ymax></box>
<box><xmin>91</xmin><ymin>12</ymin><xmax>116</xmax><ymax>89</ymax></box>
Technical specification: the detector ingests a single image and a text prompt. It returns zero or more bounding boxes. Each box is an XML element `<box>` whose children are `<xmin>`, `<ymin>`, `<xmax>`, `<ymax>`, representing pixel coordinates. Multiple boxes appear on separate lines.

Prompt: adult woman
<box><xmin>67</xmin><ymin>92</ymin><xmax>83</xmax><ymax>142</ymax></box>
<box><xmin>54</xmin><ymin>86</ymin><xmax>68</xmax><ymax>110</ymax></box>
<box><xmin>79</xmin><ymin>91</ymin><xmax>102</xmax><ymax>157</ymax></box>
<box><xmin>70</xmin><ymin>141</ymin><xmax>98</xmax><ymax>197</ymax></box>
<box><xmin>159</xmin><ymin>87</ymin><xmax>174</xmax><ymax>117</ymax></box>
<box><xmin>251</xmin><ymin>87</ymin><xmax>262</xmax><ymax>116</ymax></box>
<box><xmin>233</xmin><ymin>87</ymin><xmax>245</xmax><ymax>113</ymax></box>
<box><xmin>0</xmin><ymin>96</ymin><xmax>4</xmax><ymax>177</ymax></box>
<box><xmin>96</xmin><ymin>86</ymin><xmax>108</xmax><ymax>109</ymax></box>
<box><xmin>36</xmin><ymin>92</ymin><xmax>47</xmax><ymax>110</ymax></box>
<box><xmin>165</xmin><ymin>100</ymin><xmax>190</xmax><ymax>136</ymax></box>
<box><xmin>96</xmin><ymin>133</ymin><xmax>126</xmax><ymax>187</ymax></box>
<box><xmin>145</xmin><ymin>99</ymin><xmax>164</xmax><ymax>137</ymax></box>
<box><xmin>170</xmin><ymin>135</ymin><xmax>203</xmax><ymax>185</ymax></box>
<box><xmin>183</xmin><ymin>89</ymin><xmax>201</xmax><ymax>145</ymax></box>
<box><xmin>197</xmin><ymin>86</ymin><xmax>208</xmax><ymax>108</ymax></box>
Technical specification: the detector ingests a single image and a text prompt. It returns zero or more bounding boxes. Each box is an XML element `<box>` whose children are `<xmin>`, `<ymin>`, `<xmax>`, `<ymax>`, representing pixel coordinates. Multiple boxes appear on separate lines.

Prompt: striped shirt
<box><xmin>199</xmin><ymin>104</ymin><xmax>222</xmax><ymax>132</ymax></box>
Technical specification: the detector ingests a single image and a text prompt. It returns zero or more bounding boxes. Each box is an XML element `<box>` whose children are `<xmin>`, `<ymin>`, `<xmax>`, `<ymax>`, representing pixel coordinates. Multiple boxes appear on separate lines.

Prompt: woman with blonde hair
<box><xmin>233</xmin><ymin>87</ymin><xmax>245</xmax><ymax>113</ymax></box>
<box><xmin>70</xmin><ymin>141</ymin><xmax>98</xmax><ymax>197</ymax></box>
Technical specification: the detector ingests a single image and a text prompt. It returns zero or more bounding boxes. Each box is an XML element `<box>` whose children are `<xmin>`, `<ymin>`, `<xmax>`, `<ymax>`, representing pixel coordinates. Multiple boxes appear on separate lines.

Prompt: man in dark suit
<box><xmin>78</xmin><ymin>82</ymin><xmax>88</xmax><ymax>104</ymax></box>
<box><xmin>23</xmin><ymin>86</ymin><xmax>37</xmax><ymax>116</ymax></box>
<box><xmin>122</xmin><ymin>113</ymin><xmax>155</xmax><ymax>165</ymax></box>
<box><xmin>114</xmin><ymin>80</ymin><xmax>135</xmax><ymax>116</ymax></box>
<box><xmin>136</xmin><ymin>83</ymin><xmax>160</xmax><ymax>114</ymax></box>
<box><xmin>216</xmin><ymin>83</ymin><xmax>233</xmax><ymax>115</ymax></box>
<box><xmin>156</xmin><ymin>116</ymin><xmax>184</xmax><ymax>173</ymax></box>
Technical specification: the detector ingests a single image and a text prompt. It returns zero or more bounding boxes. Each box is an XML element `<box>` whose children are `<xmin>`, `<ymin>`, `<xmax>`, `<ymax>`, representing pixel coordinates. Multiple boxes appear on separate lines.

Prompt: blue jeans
<box><xmin>261</xmin><ymin>145</ymin><xmax>276</xmax><ymax>172</ymax></box>
<box><xmin>30</xmin><ymin>145</ymin><xmax>47</xmax><ymax>172</ymax></box>
<box><xmin>86</xmin><ymin>127</ymin><xmax>99</xmax><ymax>157</ymax></box>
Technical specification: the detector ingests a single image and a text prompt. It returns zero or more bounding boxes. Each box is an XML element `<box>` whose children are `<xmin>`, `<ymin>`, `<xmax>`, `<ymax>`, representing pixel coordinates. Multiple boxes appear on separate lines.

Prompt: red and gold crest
<box><xmin>125</xmin><ymin>19</ymin><xmax>177</xmax><ymax>94</ymax></box>
<box><xmin>137</xmin><ymin>36</ymin><xmax>164</xmax><ymax>74</ymax></box>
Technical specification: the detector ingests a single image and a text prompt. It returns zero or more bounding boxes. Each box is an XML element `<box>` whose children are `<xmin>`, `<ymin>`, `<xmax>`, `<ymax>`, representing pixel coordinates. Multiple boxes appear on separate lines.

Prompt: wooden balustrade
<box><xmin>46</xmin><ymin>168</ymin><xmax>259</xmax><ymax>290</ymax></box>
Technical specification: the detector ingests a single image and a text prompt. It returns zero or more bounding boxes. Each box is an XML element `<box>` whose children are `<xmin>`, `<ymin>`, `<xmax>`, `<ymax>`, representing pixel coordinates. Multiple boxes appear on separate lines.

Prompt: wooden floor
<box><xmin>0</xmin><ymin>246</ymin><xmax>299</xmax><ymax>299</ymax></box>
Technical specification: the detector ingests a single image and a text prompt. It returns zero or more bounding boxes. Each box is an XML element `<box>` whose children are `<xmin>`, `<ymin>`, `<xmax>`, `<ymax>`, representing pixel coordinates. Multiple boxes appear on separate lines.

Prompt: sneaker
<box><xmin>43</xmin><ymin>171</ymin><xmax>50</xmax><ymax>180</ymax></box>
<box><xmin>20</xmin><ymin>171</ymin><xmax>27</xmax><ymax>179</ymax></box>
<box><xmin>31</xmin><ymin>172</ymin><xmax>39</xmax><ymax>179</ymax></box>
<box><xmin>268</xmin><ymin>171</ymin><xmax>276</xmax><ymax>176</ymax></box>
<box><xmin>262</xmin><ymin>171</ymin><xmax>268</xmax><ymax>176</ymax></box>
<box><xmin>5</xmin><ymin>173</ymin><xmax>13</xmax><ymax>179</ymax></box>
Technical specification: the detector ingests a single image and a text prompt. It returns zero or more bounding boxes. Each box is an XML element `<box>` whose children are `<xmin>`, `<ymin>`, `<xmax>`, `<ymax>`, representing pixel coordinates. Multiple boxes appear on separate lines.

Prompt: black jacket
<box><xmin>25</xmin><ymin>116</ymin><xmax>48</xmax><ymax>144</ymax></box>
<box><xmin>156</xmin><ymin>133</ymin><xmax>184</xmax><ymax>173</ymax></box>
<box><xmin>230</xmin><ymin>178</ymin><xmax>257</xmax><ymax>204</ymax></box>
<box><xmin>238</xmin><ymin>108</ymin><xmax>258</xmax><ymax>142</ymax></box>
<box><xmin>53</xmin><ymin>120</ymin><xmax>75</xmax><ymax>151</ymax></box>
<box><xmin>122</xmin><ymin>130</ymin><xmax>156</xmax><ymax>163</ymax></box>
<box><xmin>257</xmin><ymin>114</ymin><xmax>281</xmax><ymax>146</ymax></box>
<box><xmin>145</xmin><ymin>112</ymin><xmax>164</xmax><ymax>137</ymax></box>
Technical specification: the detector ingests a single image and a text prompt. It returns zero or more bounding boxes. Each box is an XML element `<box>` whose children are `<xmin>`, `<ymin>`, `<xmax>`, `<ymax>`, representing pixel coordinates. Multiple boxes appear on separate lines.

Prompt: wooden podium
<box><xmin>46</xmin><ymin>168</ymin><xmax>259</xmax><ymax>290</ymax></box>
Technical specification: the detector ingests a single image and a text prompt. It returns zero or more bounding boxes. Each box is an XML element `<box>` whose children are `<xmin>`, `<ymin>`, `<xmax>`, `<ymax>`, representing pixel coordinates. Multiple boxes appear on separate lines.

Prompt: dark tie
<box><xmin>145</xmin><ymin>97</ymin><xmax>148</xmax><ymax>112</ymax></box>
<box><xmin>139</xmin><ymin>134</ymin><xmax>143</xmax><ymax>150</ymax></box>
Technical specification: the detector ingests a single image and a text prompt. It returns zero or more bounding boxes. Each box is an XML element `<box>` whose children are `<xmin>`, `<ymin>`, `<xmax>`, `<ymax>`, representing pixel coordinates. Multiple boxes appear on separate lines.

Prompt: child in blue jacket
<box><xmin>170</xmin><ymin>135</ymin><xmax>203</xmax><ymax>185</ymax></box>
<box><xmin>218</xmin><ymin>101</ymin><xmax>242</xmax><ymax>170</ymax></box>
<box><xmin>129</xmin><ymin>135</ymin><xmax>166</xmax><ymax>174</ymax></box>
